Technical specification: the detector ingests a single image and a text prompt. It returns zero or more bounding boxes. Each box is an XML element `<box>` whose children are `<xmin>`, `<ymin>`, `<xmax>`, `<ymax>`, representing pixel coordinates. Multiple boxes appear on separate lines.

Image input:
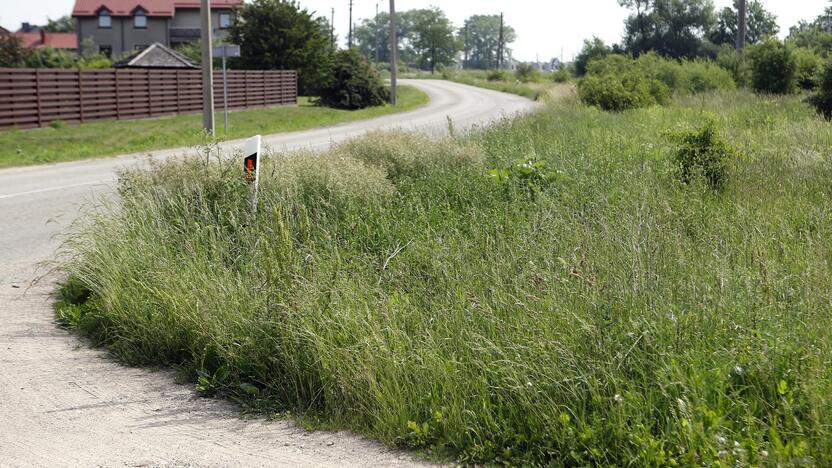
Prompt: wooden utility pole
<box><xmin>348</xmin><ymin>0</ymin><xmax>354</xmax><ymax>49</ymax></box>
<box><xmin>736</xmin><ymin>0</ymin><xmax>747</xmax><ymax>52</ymax></box>
<box><xmin>200</xmin><ymin>0</ymin><xmax>214</xmax><ymax>134</ymax></box>
<box><xmin>331</xmin><ymin>8</ymin><xmax>335</xmax><ymax>48</ymax></box>
<box><xmin>497</xmin><ymin>12</ymin><xmax>504</xmax><ymax>70</ymax></box>
<box><xmin>375</xmin><ymin>3</ymin><xmax>380</xmax><ymax>64</ymax></box>
<box><xmin>389</xmin><ymin>0</ymin><xmax>397</xmax><ymax>105</ymax></box>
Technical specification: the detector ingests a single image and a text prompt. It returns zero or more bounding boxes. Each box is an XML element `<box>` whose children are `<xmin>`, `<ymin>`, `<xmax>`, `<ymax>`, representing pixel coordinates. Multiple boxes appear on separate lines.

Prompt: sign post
<box><xmin>213</xmin><ymin>44</ymin><xmax>241</xmax><ymax>135</ymax></box>
<box><xmin>243</xmin><ymin>135</ymin><xmax>262</xmax><ymax>212</ymax></box>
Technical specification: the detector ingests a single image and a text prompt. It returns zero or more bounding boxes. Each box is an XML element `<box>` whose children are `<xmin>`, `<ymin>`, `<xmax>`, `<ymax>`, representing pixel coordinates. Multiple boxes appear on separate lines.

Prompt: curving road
<box><xmin>0</xmin><ymin>80</ymin><xmax>538</xmax><ymax>467</ymax></box>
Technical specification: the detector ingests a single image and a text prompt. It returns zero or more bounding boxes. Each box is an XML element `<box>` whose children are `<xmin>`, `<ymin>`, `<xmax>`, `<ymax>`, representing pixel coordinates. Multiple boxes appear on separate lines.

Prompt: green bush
<box><xmin>794</xmin><ymin>48</ymin><xmax>822</xmax><ymax>90</ymax></box>
<box><xmin>669</xmin><ymin>119</ymin><xmax>735</xmax><ymax>190</ymax></box>
<box><xmin>810</xmin><ymin>61</ymin><xmax>832</xmax><ymax>119</ymax></box>
<box><xmin>317</xmin><ymin>49</ymin><xmax>389</xmax><ymax>110</ymax></box>
<box><xmin>487</xmin><ymin>69</ymin><xmax>509</xmax><ymax>82</ymax></box>
<box><xmin>578</xmin><ymin>68</ymin><xmax>669</xmax><ymax>112</ymax></box>
<box><xmin>552</xmin><ymin>68</ymin><xmax>570</xmax><ymax>83</ymax></box>
<box><xmin>748</xmin><ymin>40</ymin><xmax>798</xmax><ymax>94</ymax></box>
<box><xmin>716</xmin><ymin>44</ymin><xmax>750</xmax><ymax>87</ymax></box>
<box><xmin>514</xmin><ymin>63</ymin><xmax>540</xmax><ymax>83</ymax></box>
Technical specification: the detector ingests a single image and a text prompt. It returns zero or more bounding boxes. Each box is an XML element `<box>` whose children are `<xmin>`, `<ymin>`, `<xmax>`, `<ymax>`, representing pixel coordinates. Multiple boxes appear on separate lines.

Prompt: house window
<box><xmin>219</xmin><ymin>13</ymin><xmax>232</xmax><ymax>29</ymax></box>
<box><xmin>134</xmin><ymin>9</ymin><xmax>147</xmax><ymax>28</ymax></box>
<box><xmin>98</xmin><ymin>10</ymin><xmax>111</xmax><ymax>28</ymax></box>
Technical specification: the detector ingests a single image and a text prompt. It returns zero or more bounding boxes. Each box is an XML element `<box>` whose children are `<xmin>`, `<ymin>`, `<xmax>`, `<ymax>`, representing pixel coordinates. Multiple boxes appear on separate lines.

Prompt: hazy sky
<box><xmin>2</xmin><ymin>1</ymin><xmax>829</xmax><ymax>61</ymax></box>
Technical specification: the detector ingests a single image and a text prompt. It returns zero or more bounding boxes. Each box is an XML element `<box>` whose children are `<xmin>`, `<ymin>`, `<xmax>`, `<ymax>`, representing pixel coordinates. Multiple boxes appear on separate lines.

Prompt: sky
<box><xmin>1</xmin><ymin>0</ymin><xmax>829</xmax><ymax>61</ymax></box>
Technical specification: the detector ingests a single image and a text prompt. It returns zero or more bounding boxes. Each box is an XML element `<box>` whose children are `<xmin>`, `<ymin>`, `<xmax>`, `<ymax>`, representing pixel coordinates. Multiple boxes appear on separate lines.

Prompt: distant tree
<box><xmin>230</xmin><ymin>0</ymin><xmax>335</xmax><ymax>95</ymax></box>
<box><xmin>355</xmin><ymin>11</ymin><xmax>414</xmax><ymax>64</ymax></box>
<box><xmin>461</xmin><ymin>14</ymin><xmax>516</xmax><ymax>70</ymax></box>
<box><xmin>787</xmin><ymin>3</ymin><xmax>832</xmax><ymax>57</ymax></box>
<box><xmin>619</xmin><ymin>0</ymin><xmax>717</xmax><ymax>58</ymax></box>
<box><xmin>42</xmin><ymin>15</ymin><xmax>75</xmax><ymax>33</ymax></box>
<box><xmin>574</xmin><ymin>37</ymin><xmax>611</xmax><ymax>76</ymax></box>
<box><xmin>0</xmin><ymin>31</ymin><xmax>29</xmax><ymax>67</ymax></box>
<box><xmin>408</xmin><ymin>8</ymin><xmax>460</xmax><ymax>73</ymax></box>
<box><xmin>708</xmin><ymin>0</ymin><xmax>778</xmax><ymax>46</ymax></box>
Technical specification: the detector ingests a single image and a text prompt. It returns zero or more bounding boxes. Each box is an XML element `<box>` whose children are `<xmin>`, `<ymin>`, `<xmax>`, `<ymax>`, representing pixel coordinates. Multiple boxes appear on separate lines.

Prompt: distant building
<box><xmin>71</xmin><ymin>0</ymin><xmax>242</xmax><ymax>57</ymax></box>
<box><xmin>14</xmin><ymin>30</ymin><xmax>78</xmax><ymax>51</ymax></box>
<box><xmin>113</xmin><ymin>42</ymin><xmax>198</xmax><ymax>68</ymax></box>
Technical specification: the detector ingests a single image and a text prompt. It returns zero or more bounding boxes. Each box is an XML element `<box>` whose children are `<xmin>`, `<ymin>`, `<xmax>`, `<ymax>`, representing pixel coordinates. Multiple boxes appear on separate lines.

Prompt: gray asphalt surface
<box><xmin>0</xmin><ymin>80</ymin><xmax>538</xmax><ymax>467</ymax></box>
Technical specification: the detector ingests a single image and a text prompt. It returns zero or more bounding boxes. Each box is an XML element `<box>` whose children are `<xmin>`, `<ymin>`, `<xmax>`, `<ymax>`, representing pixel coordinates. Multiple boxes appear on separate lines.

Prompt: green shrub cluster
<box><xmin>748</xmin><ymin>40</ymin><xmax>798</xmax><ymax>94</ymax></box>
<box><xmin>486</xmin><ymin>69</ymin><xmax>509</xmax><ymax>82</ymax></box>
<box><xmin>552</xmin><ymin>68</ymin><xmax>570</xmax><ymax>83</ymax></box>
<box><xmin>317</xmin><ymin>49</ymin><xmax>389</xmax><ymax>110</ymax></box>
<box><xmin>810</xmin><ymin>61</ymin><xmax>832</xmax><ymax>119</ymax></box>
<box><xmin>793</xmin><ymin>48</ymin><xmax>823</xmax><ymax>90</ymax></box>
<box><xmin>514</xmin><ymin>63</ymin><xmax>541</xmax><ymax>83</ymax></box>
<box><xmin>668</xmin><ymin>119</ymin><xmax>735</xmax><ymax>190</ymax></box>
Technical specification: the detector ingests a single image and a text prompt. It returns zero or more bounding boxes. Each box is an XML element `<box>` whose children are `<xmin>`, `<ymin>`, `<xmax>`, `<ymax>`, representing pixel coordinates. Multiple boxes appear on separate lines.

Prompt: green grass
<box><xmin>58</xmin><ymin>90</ymin><xmax>832</xmax><ymax>465</ymax></box>
<box><xmin>0</xmin><ymin>86</ymin><xmax>428</xmax><ymax>168</ymax></box>
<box><xmin>402</xmin><ymin>69</ymin><xmax>561</xmax><ymax>101</ymax></box>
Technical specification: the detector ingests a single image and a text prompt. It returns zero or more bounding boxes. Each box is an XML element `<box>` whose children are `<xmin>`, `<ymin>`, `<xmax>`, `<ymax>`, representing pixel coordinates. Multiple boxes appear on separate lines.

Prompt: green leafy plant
<box><xmin>794</xmin><ymin>47</ymin><xmax>822</xmax><ymax>90</ymax></box>
<box><xmin>515</xmin><ymin>63</ymin><xmax>541</xmax><ymax>83</ymax></box>
<box><xmin>578</xmin><ymin>68</ymin><xmax>669</xmax><ymax>112</ymax></box>
<box><xmin>488</xmin><ymin>155</ymin><xmax>559</xmax><ymax>198</ymax></box>
<box><xmin>316</xmin><ymin>49</ymin><xmax>390</xmax><ymax>110</ymax></box>
<box><xmin>668</xmin><ymin>118</ymin><xmax>735</xmax><ymax>190</ymax></box>
<box><xmin>748</xmin><ymin>39</ymin><xmax>798</xmax><ymax>94</ymax></box>
<box><xmin>487</xmin><ymin>69</ymin><xmax>509</xmax><ymax>82</ymax></box>
<box><xmin>552</xmin><ymin>68</ymin><xmax>570</xmax><ymax>83</ymax></box>
<box><xmin>810</xmin><ymin>60</ymin><xmax>832</xmax><ymax>119</ymax></box>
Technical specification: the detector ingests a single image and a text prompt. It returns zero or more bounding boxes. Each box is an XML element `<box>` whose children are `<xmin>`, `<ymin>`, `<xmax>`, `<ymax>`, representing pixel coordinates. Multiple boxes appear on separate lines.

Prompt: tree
<box><xmin>461</xmin><ymin>15</ymin><xmax>516</xmax><ymax>70</ymax></box>
<box><xmin>708</xmin><ymin>0</ymin><xmax>777</xmax><ymax>46</ymax></box>
<box><xmin>574</xmin><ymin>37</ymin><xmax>611</xmax><ymax>76</ymax></box>
<box><xmin>748</xmin><ymin>39</ymin><xmax>797</xmax><ymax>94</ymax></box>
<box><xmin>230</xmin><ymin>0</ymin><xmax>335</xmax><ymax>95</ymax></box>
<box><xmin>408</xmin><ymin>8</ymin><xmax>460</xmax><ymax>73</ymax></box>
<box><xmin>619</xmin><ymin>0</ymin><xmax>717</xmax><ymax>58</ymax></box>
<box><xmin>355</xmin><ymin>11</ymin><xmax>416</xmax><ymax>65</ymax></box>
<box><xmin>42</xmin><ymin>15</ymin><xmax>75</xmax><ymax>33</ymax></box>
<box><xmin>787</xmin><ymin>3</ymin><xmax>832</xmax><ymax>57</ymax></box>
<box><xmin>0</xmin><ymin>31</ymin><xmax>29</xmax><ymax>67</ymax></box>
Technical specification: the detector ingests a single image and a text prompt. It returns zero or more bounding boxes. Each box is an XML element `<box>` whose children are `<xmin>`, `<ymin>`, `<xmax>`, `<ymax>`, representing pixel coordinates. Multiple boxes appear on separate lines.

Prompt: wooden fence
<box><xmin>0</xmin><ymin>68</ymin><xmax>298</xmax><ymax>130</ymax></box>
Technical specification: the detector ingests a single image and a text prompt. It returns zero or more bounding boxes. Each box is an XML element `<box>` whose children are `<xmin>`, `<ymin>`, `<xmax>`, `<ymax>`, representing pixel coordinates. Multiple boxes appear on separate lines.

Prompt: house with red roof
<box><xmin>71</xmin><ymin>0</ymin><xmax>242</xmax><ymax>57</ymax></box>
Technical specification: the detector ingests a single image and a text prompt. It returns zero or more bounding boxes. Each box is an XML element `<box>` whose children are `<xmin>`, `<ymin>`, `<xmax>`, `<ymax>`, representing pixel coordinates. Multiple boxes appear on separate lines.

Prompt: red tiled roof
<box><xmin>14</xmin><ymin>31</ymin><xmax>78</xmax><ymax>50</ymax></box>
<box><xmin>72</xmin><ymin>0</ymin><xmax>242</xmax><ymax>17</ymax></box>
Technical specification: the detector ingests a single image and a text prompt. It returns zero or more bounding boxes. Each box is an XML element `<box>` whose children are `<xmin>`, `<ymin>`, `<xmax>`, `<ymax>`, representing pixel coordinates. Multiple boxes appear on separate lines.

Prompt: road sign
<box><xmin>244</xmin><ymin>135</ymin><xmax>262</xmax><ymax>212</ymax></box>
<box><xmin>212</xmin><ymin>45</ymin><xmax>241</xmax><ymax>57</ymax></box>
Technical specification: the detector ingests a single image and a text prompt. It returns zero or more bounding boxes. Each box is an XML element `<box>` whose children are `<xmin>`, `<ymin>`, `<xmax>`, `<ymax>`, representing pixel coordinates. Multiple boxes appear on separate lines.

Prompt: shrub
<box><xmin>578</xmin><ymin>68</ymin><xmax>669</xmax><ymax>112</ymax></box>
<box><xmin>552</xmin><ymin>68</ymin><xmax>570</xmax><ymax>83</ymax></box>
<box><xmin>487</xmin><ymin>69</ymin><xmax>509</xmax><ymax>82</ymax></box>
<box><xmin>514</xmin><ymin>63</ymin><xmax>540</xmax><ymax>83</ymax></box>
<box><xmin>794</xmin><ymin>47</ymin><xmax>822</xmax><ymax>90</ymax></box>
<box><xmin>317</xmin><ymin>49</ymin><xmax>389</xmax><ymax>110</ymax></box>
<box><xmin>809</xmin><ymin>60</ymin><xmax>832</xmax><ymax>119</ymax></box>
<box><xmin>574</xmin><ymin>36</ymin><xmax>610</xmax><ymax>76</ymax></box>
<box><xmin>716</xmin><ymin>44</ymin><xmax>750</xmax><ymax>86</ymax></box>
<box><xmin>748</xmin><ymin>40</ymin><xmax>797</xmax><ymax>94</ymax></box>
<box><xmin>676</xmin><ymin>59</ymin><xmax>735</xmax><ymax>93</ymax></box>
<box><xmin>669</xmin><ymin>119</ymin><xmax>735</xmax><ymax>190</ymax></box>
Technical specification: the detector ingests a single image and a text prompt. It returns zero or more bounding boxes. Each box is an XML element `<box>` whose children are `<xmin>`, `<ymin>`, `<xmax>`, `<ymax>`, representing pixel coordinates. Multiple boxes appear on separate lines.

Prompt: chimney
<box><xmin>40</xmin><ymin>29</ymin><xmax>46</xmax><ymax>46</ymax></box>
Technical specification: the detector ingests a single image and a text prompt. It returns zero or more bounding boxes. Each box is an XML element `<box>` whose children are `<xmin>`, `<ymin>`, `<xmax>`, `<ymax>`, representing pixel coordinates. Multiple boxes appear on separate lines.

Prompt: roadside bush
<box><xmin>514</xmin><ymin>63</ymin><xmax>540</xmax><ymax>83</ymax></box>
<box><xmin>810</xmin><ymin>61</ymin><xmax>832</xmax><ymax>119</ymax></box>
<box><xmin>487</xmin><ymin>69</ymin><xmax>509</xmax><ymax>82</ymax></box>
<box><xmin>668</xmin><ymin>118</ymin><xmax>735</xmax><ymax>190</ymax></box>
<box><xmin>552</xmin><ymin>68</ymin><xmax>570</xmax><ymax>83</ymax></box>
<box><xmin>716</xmin><ymin>44</ymin><xmax>750</xmax><ymax>86</ymax></box>
<box><xmin>317</xmin><ymin>49</ymin><xmax>389</xmax><ymax>110</ymax></box>
<box><xmin>578</xmin><ymin>68</ymin><xmax>669</xmax><ymax>111</ymax></box>
<box><xmin>748</xmin><ymin>40</ymin><xmax>797</xmax><ymax>94</ymax></box>
<box><xmin>794</xmin><ymin>48</ymin><xmax>822</xmax><ymax>90</ymax></box>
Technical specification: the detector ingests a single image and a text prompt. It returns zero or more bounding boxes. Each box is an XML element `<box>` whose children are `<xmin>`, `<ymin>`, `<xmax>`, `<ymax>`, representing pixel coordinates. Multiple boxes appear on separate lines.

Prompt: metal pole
<box><xmin>200</xmin><ymin>0</ymin><xmax>214</xmax><ymax>134</ymax></box>
<box><xmin>498</xmin><ymin>12</ymin><xmax>504</xmax><ymax>70</ymax></box>
<box><xmin>736</xmin><ymin>0</ymin><xmax>747</xmax><ymax>52</ymax></box>
<box><xmin>389</xmin><ymin>0</ymin><xmax>397</xmax><ymax>106</ymax></box>
<box><xmin>222</xmin><ymin>48</ymin><xmax>228</xmax><ymax>135</ymax></box>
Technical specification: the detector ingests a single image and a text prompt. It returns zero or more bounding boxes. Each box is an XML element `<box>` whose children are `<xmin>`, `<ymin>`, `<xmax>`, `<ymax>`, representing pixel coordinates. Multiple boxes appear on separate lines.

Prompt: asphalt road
<box><xmin>0</xmin><ymin>80</ymin><xmax>538</xmax><ymax>467</ymax></box>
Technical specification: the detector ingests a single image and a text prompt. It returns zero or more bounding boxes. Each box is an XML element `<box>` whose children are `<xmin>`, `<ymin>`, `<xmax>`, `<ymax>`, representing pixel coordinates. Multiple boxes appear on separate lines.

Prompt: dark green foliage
<box><xmin>230</xmin><ymin>0</ymin><xmax>334</xmax><ymax>95</ymax></box>
<box><xmin>668</xmin><ymin>119</ymin><xmax>734</xmax><ymax>190</ymax></box>
<box><xmin>486</xmin><ymin>69</ymin><xmax>509</xmax><ymax>82</ymax></box>
<box><xmin>574</xmin><ymin>36</ymin><xmax>610</xmax><ymax>76</ymax></box>
<box><xmin>0</xmin><ymin>31</ymin><xmax>28</xmax><ymax>67</ymax></box>
<box><xmin>794</xmin><ymin>48</ymin><xmax>823</xmax><ymax>90</ymax></box>
<box><xmin>42</xmin><ymin>15</ymin><xmax>75</xmax><ymax>33</ymax></box>
<box><xmin>408</xmin><ymin>8</ymin><xmax>460</xmax><ymax>73</ymax></box>
<box><xmin>810</xmin><ymin>61</ymin><xmax>832</xmax><ymax>118</ymax></box>
<box><xmin>578</xmin><ymin>65</ymin><xmax>669</xmax><ymax>111</ymax></box>
<box><xmin>514</xmin><ymin>63</ymin><xmax>540</xmax><ymax>83</ymax></box>
<box><xmin>317</xmin><ymin>49</ymin><xmax>389</xmax><ymax>110</ymax></box>
<box><xmin>708</xmin><ymin>0</ymin><xmax>778</xmax><ymax>46</ymax></box>
<box><xmin>619</xmin><ymin>0</ymin><xmax>716</xmax><ymax>59</ymax></box>
<box><xmin>748</xmin><ymin>40</ymin><xmax>797</xmax><ymax>94</ymax></box>
<box><xmin>461</xmin><ymin>14</ymin><xmax>517</xmax><ymax>70</ymax></box>
<box><xmin>552</xmin><ymin>68</ymin><xmax>570</xmax><ymax>83</ymax></box>
<box><xmin>787</xmin><ymin>4</ymin><xmax>832</xmax><ymax>57</ymax></box>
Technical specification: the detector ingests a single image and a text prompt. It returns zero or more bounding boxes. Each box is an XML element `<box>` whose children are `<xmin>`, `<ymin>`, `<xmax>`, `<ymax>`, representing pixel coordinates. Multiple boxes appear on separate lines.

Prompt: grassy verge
<box><xmin>58</xmin><ymin>90</ymin><xmax>832</xmax><ymax>465</ymax></box>
<box><xmin>0</xmin><ymin>86</ymin><xmax>428</xmax><ymax>168</ymax></box>
<box><xmin>401</xmin><ymin>69</ymin><xmax>570</xmax><ymax>101</ymax></box>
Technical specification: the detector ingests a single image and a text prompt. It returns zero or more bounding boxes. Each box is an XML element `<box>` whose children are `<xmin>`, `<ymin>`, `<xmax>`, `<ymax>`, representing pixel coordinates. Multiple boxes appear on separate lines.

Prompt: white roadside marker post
<box><xmin>243</xmin><ymin>135</ymin><xmax>262</xmax><ymax>212</ymax></box>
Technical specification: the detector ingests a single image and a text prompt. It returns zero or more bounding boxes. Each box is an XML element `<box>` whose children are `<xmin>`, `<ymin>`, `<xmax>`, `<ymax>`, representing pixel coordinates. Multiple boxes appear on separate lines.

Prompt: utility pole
<box><xmin>736</xmin><ymin>0</ymin><xmax>747</xmax><ymax>52</ymax></box>
<box><xmin>375</xmin><ymin>3</ymin><xmax>380</xmax><ymax>64</ymax></box>
<box><xmin>389</xmin><ymin>0</ymin><xmax>397</xmax><ymax>106</ymax></box>
<box><xmin>348</xmin><ymin>0</ymin><xmax>353</xmax><ymax>49</ymax></box>
<box><xmin>200</xmin><ymin>0</ymin><xmax>214</xmax><ymax>135</ymax></box>
<box><xmin>331</xmin><ymin>8</ymin><xmax>335</xmax><ymax>48</ymax></box>
<box><xmin>497</xmin><ymin>12</ymin><xmax>504</xmax><ymax>70</ymax></box>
